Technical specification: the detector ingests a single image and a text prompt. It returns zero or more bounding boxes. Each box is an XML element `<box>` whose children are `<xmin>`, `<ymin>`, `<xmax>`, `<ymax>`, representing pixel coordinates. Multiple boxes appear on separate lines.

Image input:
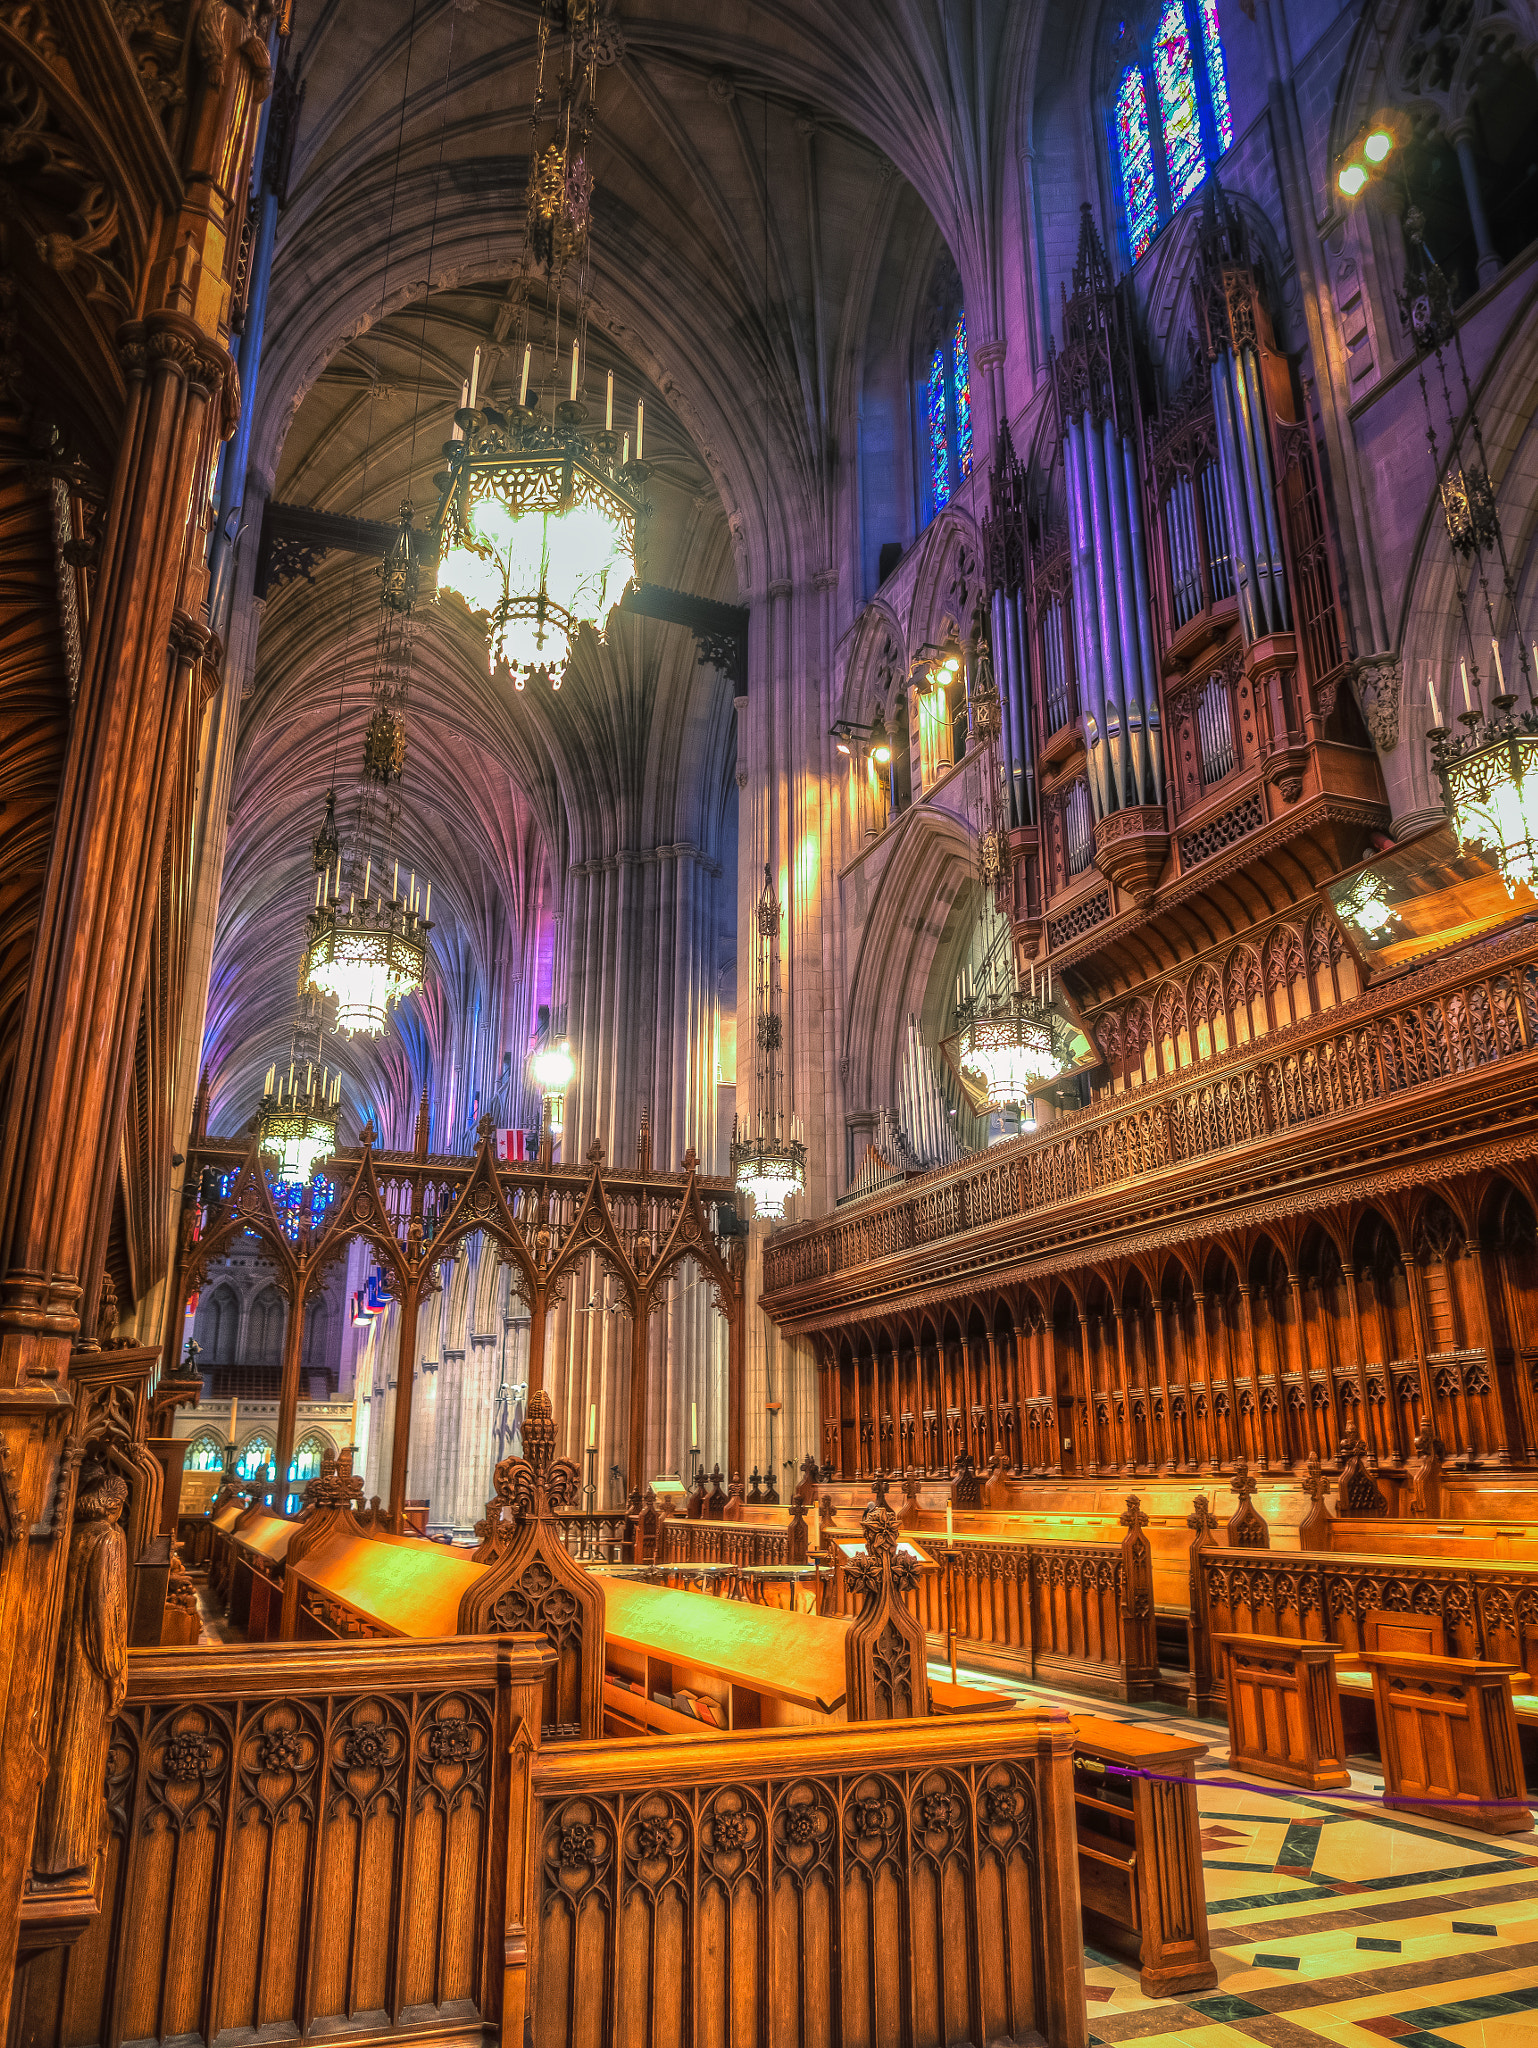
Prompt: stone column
<box><xmin>1447</xmin><ymin>119</ymin><xmax>1502</xmax><ymax>288</ymax></box>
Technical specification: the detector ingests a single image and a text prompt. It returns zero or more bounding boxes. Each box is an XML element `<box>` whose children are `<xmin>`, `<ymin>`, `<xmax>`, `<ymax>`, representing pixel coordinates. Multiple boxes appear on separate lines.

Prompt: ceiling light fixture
<box><xmin>434</xmin><ymin>0</ymin><xmax>646</xmax><ymax>690</ymax></box>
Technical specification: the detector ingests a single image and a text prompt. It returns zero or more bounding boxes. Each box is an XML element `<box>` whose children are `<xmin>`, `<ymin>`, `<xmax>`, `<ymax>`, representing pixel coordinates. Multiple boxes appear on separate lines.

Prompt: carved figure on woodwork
<box><xmin>1226</xmin><ymin>1458</ymin><xmax>1270</xmax><ymax>1549</ymax></box>
<box><xmin>843</xmin><ymin>1501</ymin><xmax>928</xmax><ymax>1721</ymax></box>
<box><xmin>762</xmin><ymin>1465</ymin><xmax>779</xmax><ymax>1504</ymax></box>
<box><xmin>33</xmin><ymin>1463</ymin><xmax>128</xmax><ymax>1877</ymax></box>
<box><xmin>1298</xmin><ymin>1454</ymin><xmax>1334</xmax><ymax>1549</ymax></box>
<box><xmin>1408</xmin><ymin>1420</ymin><xmax>1442</xmax><ymax>1517</ymax></box>
<box><xmin>457</xmin><ymin>1390</ymin><xmax>602</xmax><ymax>1740</ymax></box>
<box><xmin>685</xmin><ymin>1469</ymin><xmax>708</xmax><ymax>1519</ymax></box>
<box><xmin>704</xmin><ymin>1465</ymin><xmax>727</xmax><ymax>1519</ymax></box>
<box><xmin>724</xmin><ymin>1473</ymin><xmax>746</xmax><ymax>1520</ymax></box>
<box><xmin>981</xmin><ymin>1447</ymin><xmax>1011</xmax><ymax>1508</ymax></box>
<box><xmin>952</xmin><ymin>1452</ymin><xmax>981</xmax><ymax>1510</ymax></box>
<box><xmin>1337</xmin><ymin>1425</ymin><xmax>1388</xmax><ymax>1517</ymax></box>
<box><xmin>794</xmin><ymin>1452</ymin><xmax>820</xmax><ymax>1504</ymax></box>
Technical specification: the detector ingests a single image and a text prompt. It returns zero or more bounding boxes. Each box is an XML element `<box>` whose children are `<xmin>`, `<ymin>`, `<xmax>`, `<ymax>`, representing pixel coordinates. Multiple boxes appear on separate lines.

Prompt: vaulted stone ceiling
<box><xmin>208</xmin><ymin>0</ymin><xmax>1040</xmax><ymax>1135</ymax></box>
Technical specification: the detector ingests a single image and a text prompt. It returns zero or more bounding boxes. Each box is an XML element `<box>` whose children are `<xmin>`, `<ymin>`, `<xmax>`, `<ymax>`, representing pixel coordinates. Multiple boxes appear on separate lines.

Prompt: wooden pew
<box><xmin>1069</xmin><ymin>1714</ymin><xmax>1217</xmax><ymax>1996</ymax></box>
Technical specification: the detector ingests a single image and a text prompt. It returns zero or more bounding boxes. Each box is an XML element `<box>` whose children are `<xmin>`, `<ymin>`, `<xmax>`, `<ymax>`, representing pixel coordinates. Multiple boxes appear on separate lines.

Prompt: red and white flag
<box><xmin>495</xmin><ymin>1128</ymin><xmax>526</xmax><ymax>1163</ymax></box>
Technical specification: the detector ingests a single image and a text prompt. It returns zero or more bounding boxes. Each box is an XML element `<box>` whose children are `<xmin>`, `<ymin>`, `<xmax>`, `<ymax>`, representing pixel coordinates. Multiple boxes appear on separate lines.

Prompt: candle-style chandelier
<box><xmin>731</xmin><ymin>866</ymin><xmax>807</xmax><ymax>1221</ymax></box>
<box><xmin>1405</xmin><ymin>211</ymin><xmax>1538</xmax><ymax>900</ymax></box>
<box><xmin>941</xmin><ymin>618</ymin><xmax>1079</xmax><ymax>1125</ymax></box>
<box><xmin>257</xmin><ymin>1003</ymin><xmax>341</xmax><ymax>1184</ymax></box>
<box><xmin>298</xmin><ymin>511</ymin><xmax>433</xmax><ymax>1036</ymax></box>
<box><xmin>433</xmin><ymin>0</ymin><xmax>646</xmax><ymax>690</ymax></box>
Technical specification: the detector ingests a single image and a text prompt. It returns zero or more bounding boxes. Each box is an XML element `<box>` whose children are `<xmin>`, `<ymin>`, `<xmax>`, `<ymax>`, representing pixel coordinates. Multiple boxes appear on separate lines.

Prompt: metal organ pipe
<box><xmin>991</xmin><ymin>589</ymin><xmax>1019</xmax><ymax>829</ymax></box>
<box><xmin>1065</xmin><ymin>419</ymin><xmax>1110</xmax><ymax>819</ymax></box>
<box><xmin>1239</xmin><ymin>346</ymin><xmax>1291</xmax><ymax>635</ymax></box>
<box><xmin>1123</xmin><ymin>438</ymin><xmax>1164</xmax><ymax>804</ymax></box>
<box><xmin>1211</xmin><ymin>354</ymin><xmax>1264</xmax><ymax>644</ymax></box>
<box><xmin>1085</xmin><ymin>419</ymin><xmax>1128</xmax><ymax>810</ymax></box>
<box><xmin>1104</xmin><ymin>415</ymin><xmax>1147</xmax><ymax>804</ymax></box>
<box><xmin>1007</xmin><ymin>587</ymin><xmax>1034</xmax><ymax>824</ymax></box>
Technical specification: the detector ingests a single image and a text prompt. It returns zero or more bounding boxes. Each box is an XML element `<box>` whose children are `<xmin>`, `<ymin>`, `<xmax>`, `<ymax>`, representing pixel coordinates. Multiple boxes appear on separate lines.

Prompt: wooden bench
<box><xmin>1069</xmin><ymin>1713</ymin><xmax>1216</xmax><ymax>1997</ymax></box>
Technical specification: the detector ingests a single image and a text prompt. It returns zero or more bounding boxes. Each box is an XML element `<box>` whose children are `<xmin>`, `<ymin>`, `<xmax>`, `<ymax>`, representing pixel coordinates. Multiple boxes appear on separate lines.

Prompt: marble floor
<box><xmin>932</xmin><ymin>1662</ymin><xmax>1538</xmax><ymax>2048</ymax></box>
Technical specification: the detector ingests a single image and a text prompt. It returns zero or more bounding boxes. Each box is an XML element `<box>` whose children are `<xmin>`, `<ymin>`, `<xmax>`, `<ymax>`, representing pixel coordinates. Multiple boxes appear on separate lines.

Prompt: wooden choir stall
<box><xmin>15</xmin><ymin>1396</ymin><xmax>1094</xmax><ymax>2048</ymax></box>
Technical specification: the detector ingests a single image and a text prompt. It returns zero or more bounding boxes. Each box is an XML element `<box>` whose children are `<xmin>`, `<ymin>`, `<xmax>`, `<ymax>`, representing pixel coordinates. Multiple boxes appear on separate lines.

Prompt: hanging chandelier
<box><xmin>434</xmin><ymin>372</ymin><xmax>643</xmax><ymax>688</ymax></box>
<box><xmin>1400</xmin><ymin>209</ymin><xmax>1538</xmax><ymax>902</ymax></box>
<box><xmin>731</xmin><ymin>866</ymin><xmax>807</xmax><ymax>1220</ymax></box>
<box><xmin>257</xmin><ymin>1058</ymin><xmax>341</xmax><ymax>1185</ymax></box>
<box><xmin>433</xmin><ymin>0</ymin><xmax>645</xmax><ymax>690</ymax></box>
<box><xmin>300</xmin><ymin>852</ymin><xmax>431</xmax><ymax>1036</ymax></box>
<box><xmin>939</xmin><ymin>615</ymin><xmax>1083</xmax><ymax>1126</ymax></box>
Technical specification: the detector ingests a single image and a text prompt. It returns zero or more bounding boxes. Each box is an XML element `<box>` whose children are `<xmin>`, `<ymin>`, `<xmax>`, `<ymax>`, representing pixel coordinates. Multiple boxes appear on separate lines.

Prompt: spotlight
<box><xmin>1337</xmin><ymin>163</ymin><xmax>1368</xmax><ymax>197</ymax></box>
<box><xmin>1364</xmin><ymin>130</ymin><xmax>1393</xmax><ymax>163</ymax></box>
<box><xmin>870</xmin><ymin>709</ymin><xmax>892</xmax><ymax>765</ymax></box>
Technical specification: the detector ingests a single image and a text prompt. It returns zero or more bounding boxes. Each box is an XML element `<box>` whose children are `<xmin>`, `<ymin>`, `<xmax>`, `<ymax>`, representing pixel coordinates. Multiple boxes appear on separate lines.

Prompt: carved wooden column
<box><xmin>1152</xmin><ymin>1299</ymin><xmax>1177</xmax><ymax>1472</ymax></box>
<box><xmin>273</xmin><ymin>1277</ymin><xmax>308</xmax><ymax>1509</ymax></box>
<box><xmin>1077</xmin><ymin>1313</ymin><xmax>1098</xmax><ymax>1474</ymax></box>
<box><xmin>1113</xmin><ymin>1307</ymin><xmax>1135</xmax><ymax>1472</ymax></box>
<box><xmin>1339</xmin><ymin>1263</ymin><xmax>1377</xmax><ymax>1462</ymax></box>
<box><xmin>1236</xmin><ymin>1284</ymin><xmax>1268</xmax><ymax>1473</ymax></box>
<box><xmin>386</xmin><ymin>1273</ymin><xmax>423</xmax><ymax>1532</ymax></box>
<box><xmin>1464</xmin><ymin>1234</ymin><xmax>1519</xmax><ymax>1466</ymax></box>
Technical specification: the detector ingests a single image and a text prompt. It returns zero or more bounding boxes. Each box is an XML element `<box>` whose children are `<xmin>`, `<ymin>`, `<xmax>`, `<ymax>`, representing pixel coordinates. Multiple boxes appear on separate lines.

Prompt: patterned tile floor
<box><xmin>929</xmin><ymin>1661</ymin><xmax>1538</xmax><ymax>2048</ymax></box>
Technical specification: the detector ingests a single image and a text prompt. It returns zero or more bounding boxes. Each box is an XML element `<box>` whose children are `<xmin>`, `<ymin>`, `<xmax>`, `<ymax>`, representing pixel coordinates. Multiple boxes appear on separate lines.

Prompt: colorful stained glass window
<box><xmin>952</xmin><ymin>316</ymin><xmax>973</xmax><ymax>479</ymax></box>
<box><xmin>1155</xmin><ymin>0</ymin><xmax>1205</xmax><ymax>204</ymax></box>
<box><xmin>1199</xmin><ymin>0</ymin><xmax>1232</xmax><ymax>150</ymax></box>
<box><xmin>1116</xmin><ymin>65</ymin><xmax>1158</xmax><ymax>261</ymax></box>
<box><xmin>928</xmin><ymin>347</ymin><xmax>950</xmax><ymax>508</ymax></box>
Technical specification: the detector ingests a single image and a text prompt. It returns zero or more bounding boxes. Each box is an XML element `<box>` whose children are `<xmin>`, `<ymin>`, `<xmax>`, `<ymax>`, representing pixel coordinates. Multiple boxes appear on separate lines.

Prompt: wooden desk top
<box><xmin>1068</xmin><ymin>1713</ymin><xmax>1209</xmax><ymax>1767</ymax></box>
<box><xmin>234</xmin><ymin>1512</ymin><xmax>299</xmax><ymax>1561</ymax></box>
<box><xmin>212</xmin><ymin>1501</ymin><xmax>244</xmax><ymax>1532</ymax></box>
<box><xmin>927</xmin><ymin>1679</ymin><xmax>1014</xmax><ymax>1715</ymax></box>
<box><xmin>1358</xmin><ymin>1649</ymin><xmax>1522</xmax><ymax>1680</ymax></box>
<box><xmin>293</xmin><ymin>1526</ymin><xmax>486</xmax><ymax>1638</ymax></box>
<box><xmin>1212</xmin><ymin>1632</ymin><xmax>1343</xmax><ymax>1658</ymax></box>
<box><xmin>601</xmin><ymin>1577</ymin><xmax>849</xmax><ymax>1715</ymax></box>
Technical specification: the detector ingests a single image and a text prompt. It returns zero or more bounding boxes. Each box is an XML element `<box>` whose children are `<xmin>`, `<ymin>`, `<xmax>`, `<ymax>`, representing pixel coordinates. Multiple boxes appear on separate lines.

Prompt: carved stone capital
<box><xmin>1352</xmin><ymin>655</ymin><xmax>1401</xmax><ymax>754</ymax></box>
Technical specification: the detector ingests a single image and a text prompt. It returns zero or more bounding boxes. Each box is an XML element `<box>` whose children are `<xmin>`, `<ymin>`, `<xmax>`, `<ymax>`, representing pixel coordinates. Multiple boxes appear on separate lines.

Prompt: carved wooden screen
<box><xmin>457</xmin><ymin>1390</ymin><xmax>604</xmax><ymax>1740</ymax></box>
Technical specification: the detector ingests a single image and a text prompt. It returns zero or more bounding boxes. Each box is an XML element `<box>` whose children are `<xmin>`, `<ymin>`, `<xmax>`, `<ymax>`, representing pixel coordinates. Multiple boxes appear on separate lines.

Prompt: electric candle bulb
<box><xmin>468</xmin><ymin>345</ymin><xmax>481</xmax><ymax>410</ymax></box>
<box><xmin>570</xmin><ymin>340</ymin><xmax>579</xmax><ymax>402</ymax></box>
<box><xmin>519</xmin><ymin>343</ymin><xmax>531</xmax><ymax>406</ymax></box>
<box><xmin>622</xmin><ymin>432</ymin><xmax>630</xmax><ymax>465</ymax></box>
<box><xmin>452</xmin><ymin>381</ymin><xmax>466</xmax><ymax>441</ymax></box>
<box><xmin>1461</xmin><ymin>659</ymin><xmax>1472</xmax><ymax>711</ymax></box>
<box><xmin>588</xmin><ymin>1402</ymin><xmax>597</xmax><ymax>1448</ymax></box>
<box><xmin>1428</xmin><ymin>669</ymin><xmax>1441</xmax><ymax>726</ymax></box>
<box><xmin>1493</xmin><ymin>638</ymin><xmax>1507</xmax><ymax>692</ymax></box>
<box><xmin>363</xmin><ymin>859</ymin><xmax>371</xmax><ymax>900</ymax></box>
<box><xmin>423</xmin><ymin>884</ymin><xmax>430</xmax><ymax>921</ymax></box>
<box><xmin>605</xmin><ymin>370</ymin><xmax>613</xmax><ymax>431</ymax></box>
<box><xmin>636</xmin><ymin>400</ymin><xmax>644</xmax><ymax>460</ymax></box>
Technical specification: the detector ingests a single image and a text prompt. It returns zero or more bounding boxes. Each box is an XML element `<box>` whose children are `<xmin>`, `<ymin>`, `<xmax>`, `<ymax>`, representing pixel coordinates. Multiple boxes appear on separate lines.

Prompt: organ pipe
<box><xmin>1123</xmin><ymin>439</ymin><xmax>1164</xmax><ymax>803</ymax></box>
<box><xmin>1212</xmin><ymin>346</ymin><xmax>1290</xmax><ymax>643</ymax></box>
<box><xmin>1065</xmin><ymin>419</ymin><xmax>1110</xmax><ymax>819</ymax></box>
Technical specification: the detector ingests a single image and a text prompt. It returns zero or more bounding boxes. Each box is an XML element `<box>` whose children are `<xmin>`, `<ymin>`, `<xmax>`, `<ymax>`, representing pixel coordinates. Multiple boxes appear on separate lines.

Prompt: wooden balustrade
<box><xmin>1195</xmin><ymin>1548</ymin><xmax>1538</xmax><ymax>1712</ymax></box>
<box><xmin>552</xmin><ymin>1509</ymin><xmax>630</xmax><ymax>1563</ymax></box>
<box><xmin>658</xmin><ymin>1518</ymin><xmax>792</xmax><ymax>1569</ymax></box>
<box><xmin>13</xmin><ymin>1637</ymin><xmax>555</xmax><ymax>2048</ymax></box>
<box><xmin>527</xmin><ymin>1712</ymin><xmax>1088</xmax><ymax>2048</ymax></box>
<box><xmin>767</xmin><ymin>944</ymin><xmax>1538</xmax><ymax>1302</ymax></box>
<box><xmin>826</xmin><ymin>1511</ymin><xmax>1158</xmax><ymax>1702</ymax></box>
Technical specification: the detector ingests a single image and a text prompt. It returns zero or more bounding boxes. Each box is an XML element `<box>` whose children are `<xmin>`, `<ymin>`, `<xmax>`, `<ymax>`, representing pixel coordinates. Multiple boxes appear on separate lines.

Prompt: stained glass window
<box><xmin>952</xmin><ymin>316</ymin><xmax>973</xmax><ymax>479</ymax></box>
<box><xmin>1155</xmin><ymin>0</ymin><xmax>1205</xmax><ymax>204</ymax></box>
<box><xmin>1116</xmin><ymin>64</ymin><xmax>1159</xmax><ymax>260</ymax></box>
<box><xmin>1199</xmin><ymin>0</ymin><xmax>1232</xmax><ymax>151</ymax></box>
<box><xmin>928</xmin><ymin>348</ymin><xmax>950</xmax><ymax>508</ymax></box>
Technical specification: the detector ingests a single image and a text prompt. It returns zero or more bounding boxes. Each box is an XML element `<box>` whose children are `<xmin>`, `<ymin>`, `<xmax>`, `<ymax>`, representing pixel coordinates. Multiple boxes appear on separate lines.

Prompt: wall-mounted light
<box><xmin>1336</xmin><ymin>117</ymin><xmax>1398</xmax><ymax>199</ymax></box>
<box><xmin>828</xmin><ymin>719</ymin><xmax>860</xmax><ymax>757</ymax></box>
<box><xmin>870</xmin><ymin>710</ymin><xmax>892</xmax><ymax>765</ymax></box>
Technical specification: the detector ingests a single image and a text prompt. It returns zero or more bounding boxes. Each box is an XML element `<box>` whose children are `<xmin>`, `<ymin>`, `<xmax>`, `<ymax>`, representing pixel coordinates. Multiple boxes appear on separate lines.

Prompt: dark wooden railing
<box><xmin>765</xmin><ymin>946</ymin><xmax>1538</xmax><ymax>1299</ymax></box>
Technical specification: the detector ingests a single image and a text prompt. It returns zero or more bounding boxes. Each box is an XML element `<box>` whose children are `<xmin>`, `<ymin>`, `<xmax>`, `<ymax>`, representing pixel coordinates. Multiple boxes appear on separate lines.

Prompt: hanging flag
<box><xmin>496</xmin><ymin>1128</ymin><xmax>526</xmax><ymax>1163</ymax></box>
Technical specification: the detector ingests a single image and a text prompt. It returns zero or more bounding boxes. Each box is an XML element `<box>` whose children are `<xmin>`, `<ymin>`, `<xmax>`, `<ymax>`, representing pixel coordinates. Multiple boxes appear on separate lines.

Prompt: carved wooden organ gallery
<box><xmin>765</xmin><ymin>197</ymin><xmax>1538</xmax><ymax>1487</ymax></box>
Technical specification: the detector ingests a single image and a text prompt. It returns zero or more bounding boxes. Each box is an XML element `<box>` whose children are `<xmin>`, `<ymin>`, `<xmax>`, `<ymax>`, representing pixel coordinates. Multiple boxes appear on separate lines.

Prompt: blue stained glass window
<box><xmin>952</xmin><ymin>316</ymin><xmax>973</xmax><ymax>479</ymax></box>
<box><xmin>1116</xmin><ymin>65</ymin><xmax>1158</xmax><ymax>260</ymax></box>
<box><xmin>1155</xmin><ymin>0</ymin><xmax>1205</xmax><ymax>203</ymax></box>
<box><xmin>1199</xmin><ymin>0</ymin><xmax>1232</xmax><ymax>150</ymax></box>
<box><xmin>928</xmin><ymin>348</ymin><xmax>950</xmax><ymax>508</ymax></box>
